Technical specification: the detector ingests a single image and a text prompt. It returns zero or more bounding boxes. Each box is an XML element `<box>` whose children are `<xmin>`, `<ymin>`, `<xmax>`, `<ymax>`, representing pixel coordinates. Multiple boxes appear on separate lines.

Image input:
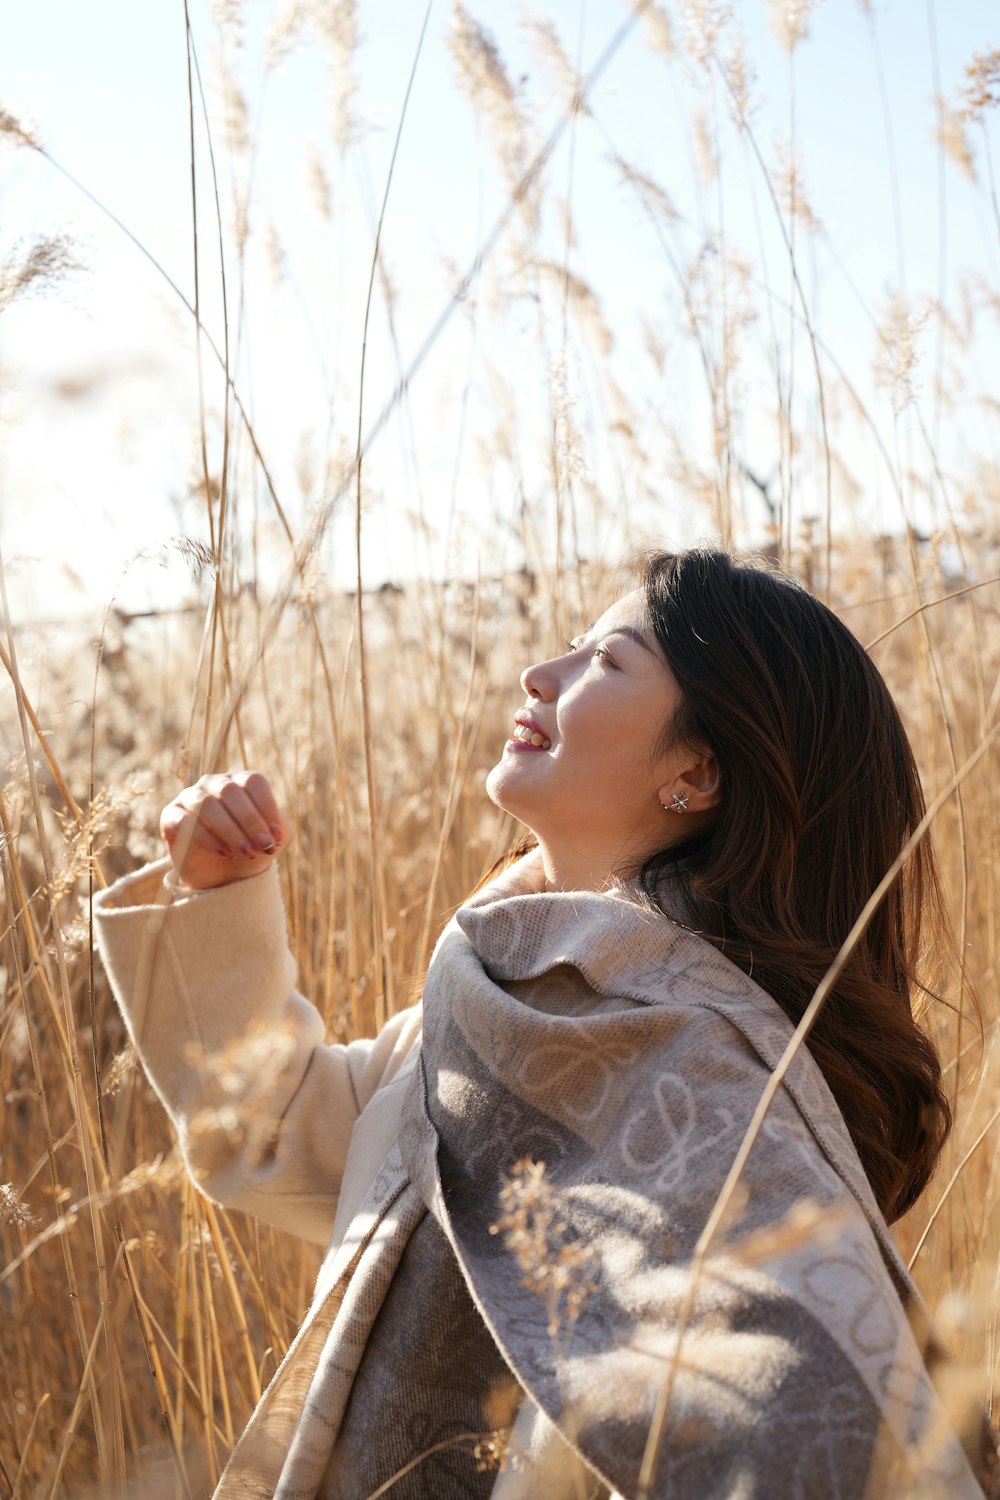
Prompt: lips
<box><xmin>506</xmin><ymin>710</ymin><xmax>552</xmax><ymax>752</ymax></box>
<box><xmin>514</xmin><ymin>711</ymin><xmax>547</xmax><ymax>736</ymax></box>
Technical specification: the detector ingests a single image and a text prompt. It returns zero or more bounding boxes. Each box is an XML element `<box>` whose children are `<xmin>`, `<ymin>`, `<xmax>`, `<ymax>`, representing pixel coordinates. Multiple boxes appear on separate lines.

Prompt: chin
<box><xmin>484</xmin><ymin>759</ymin><xmax>508</xmax><ymax>811</ymax></box>
<box><xmin>485</xmin><ymin>757</ymin><xmax>530</xmax><ymax>820</ymax></box>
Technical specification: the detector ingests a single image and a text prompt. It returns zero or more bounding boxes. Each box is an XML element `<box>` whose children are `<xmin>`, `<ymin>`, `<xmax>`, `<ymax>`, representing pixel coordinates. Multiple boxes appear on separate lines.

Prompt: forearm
<box><xmin>94</xmin><ymin>859</ymin><xmax>356</xmax><ymax>1245</ymax></box>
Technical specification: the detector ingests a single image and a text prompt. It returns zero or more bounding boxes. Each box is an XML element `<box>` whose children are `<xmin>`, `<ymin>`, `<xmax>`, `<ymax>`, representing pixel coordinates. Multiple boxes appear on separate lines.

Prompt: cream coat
<box><xmin>95</xmin><ymin>859</ymin><xmax>600</xmax><ymax>1499</ymax></box>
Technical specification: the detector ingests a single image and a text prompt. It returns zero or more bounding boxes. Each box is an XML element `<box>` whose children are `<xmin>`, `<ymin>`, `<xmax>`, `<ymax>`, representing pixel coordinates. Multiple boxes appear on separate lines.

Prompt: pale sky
<box><xmin>1</xmin><ymin>0</ymin><xmax>998</xmax><ymax>625</ymax></box>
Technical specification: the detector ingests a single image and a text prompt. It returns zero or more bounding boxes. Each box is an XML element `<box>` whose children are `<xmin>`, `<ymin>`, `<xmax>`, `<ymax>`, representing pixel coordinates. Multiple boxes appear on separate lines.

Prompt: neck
<box><xmin>537</xmin><ymin>838</ymin><xmax>639</xmax><ymax>893</ymax></box>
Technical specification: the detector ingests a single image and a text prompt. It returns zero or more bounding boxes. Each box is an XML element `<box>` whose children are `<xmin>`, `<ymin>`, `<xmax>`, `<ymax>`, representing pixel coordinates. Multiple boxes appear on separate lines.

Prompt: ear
<box><xmin>657</xmin><ymin>753</ymin><xmax>720</xmax><ymax>815</ymax></box>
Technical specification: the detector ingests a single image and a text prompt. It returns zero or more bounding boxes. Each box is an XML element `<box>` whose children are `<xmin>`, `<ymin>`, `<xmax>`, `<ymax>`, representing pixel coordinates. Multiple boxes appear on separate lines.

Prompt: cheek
<box><xmin>560</xmin><ymin>723</ymin><xmax>654</xmax><ymax>797</ymax></box>
<box><xmin>597</xmin><ymin>719</ymin><xmax>669</xmax><ymax>802</ymax></box>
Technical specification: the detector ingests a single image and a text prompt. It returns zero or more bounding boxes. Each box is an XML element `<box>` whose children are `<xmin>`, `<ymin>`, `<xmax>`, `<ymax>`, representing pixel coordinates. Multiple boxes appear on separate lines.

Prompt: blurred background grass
<box><xmin>1</xmin><ymin>2</ymin><xmax>999</xmax><ymax>1494</ymax></box>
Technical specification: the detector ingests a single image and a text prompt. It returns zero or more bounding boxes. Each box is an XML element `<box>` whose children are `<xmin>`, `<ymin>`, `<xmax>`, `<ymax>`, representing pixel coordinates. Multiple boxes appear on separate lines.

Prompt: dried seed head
<box><xmin>0</xmin><ymin>1182</ymin><xmax>38</xmax><ymax>1228</ymax></box>
<box><xmin>935</xmin><ymin>95</ymin><xmax>976</xmax><ymax>182</ymax></box>
<box><xmin>307</xmin><ymin>146</ymin><xmax>333</xmax><ymax>220</ymax></box>
<box><xmin>524</xmin><ymin>13</ymin><xmax>577</xmax><ymax>112</ymax></box>
<box><xmin>210</xmin><ymin>0</ymin><xmax>244</xmax><ymax>48</ymax></box>
<box><xmin>874</xmin><ymin>294</ymin><xmax>931</xmax><ymax>415</ymax></box>
<box><xmin>213</xmin><ymin>55</ymin><xmax>251</xmax><ymax>156</ymax></box>
<box><xmin>49</xmin><ymin>788</ymin><xmax>134</xmax><ymax>900</ymax></box>
<box><xmin>265</xmin><ymin>221</ymin><xmax>287</xmax><ymax>289</ymax></box>
<box><xmin>774</xmin><ymin>137</ymin><xmax>822</xmax><ymax>234</ymax></box>
<box><xmin>538</xmin><ymin>266</ymin><xmax>612</xmax><ymax>358</ymax></box>
<box><xmin>767</xmin><ymin>0</ymin><xmax>823</xmax><ymax>54</ymax></box>
<box><xmin>693</xmin><ymin>110</ymin><xmax>717</xmax><ymax>187</ymax></box>
<box><xmin>473</xmin><ymin>1429</ymin><xmax>524</xmax><ymax>1473</ymax></box>
<box><xmin>232</xmin><ymin>182</ymin><xmax>250</xmax><ymax>249</ymax></box>
<box><xmin>0</xmin><ymin>105</ymin><xmax>39</xmax><ymax>150</ymax></box>
<box><xmin>102</xmin><ymin>1043</ymin><xmax>137</xmax><ymax>1098</ymax></box>
<box><xmin>310</xmin><ymin>0</ymin><xmax>363</xmax><ymax>149</ymax></box>
<box><xmin>681</xmin><ymin>1</ymin><xmax>733</xmax><ymax>69</ymax></box>
<box><xmin>723</xmin><ymin>31</ymin><xmax>756</xmax><ymax>125</ymax></box>
<box><xmin>0</xmin><ymin>235</ymin><xmax>82</xmax><ymax>315</ymax></box>
<box><xmin>633</xmin><ymin>1</ymin><xmax>674</xmax><ymax>59</ymax></box>
<box><xmin>490</xmin><ymin>1156</ymin><xmax>598</xmax><ymax>1338</ymax></box>
<box><xmin>114</xmin><ymin>1153</ymin><xmax>184</xmax><ymax>1198</ymax></box>
<box><xmin>265</xmin><ymin>0</ymin><xmax>308</xmax><ymax>69</ymax></box>
<box><xmin>169</xmin><ymin>535</ymin><xmax>216</xmax><ymax>581</ymax></box>
<box><xmin>959</xmin><ymin>48</ymin><xmax>1000</xmax><ymax>122</ymax></box>
<box><xmin>450</xmin><ymin>4</ymin><xmax>538</xmax><ymax>225</ymax></box>
<box><xmin>616</xmin><ymin>159</ymin><xmax>678</xmax><ymax>223</ymax></box>
<box><xmin>548</xmin><ymin>352</ymin><xmax>589</xmax><ymax>494</ymax></box>
<box><xmin>451</xmin><ymin>4</ymin><xmax>516</xmax><ymax>118</ymax></box>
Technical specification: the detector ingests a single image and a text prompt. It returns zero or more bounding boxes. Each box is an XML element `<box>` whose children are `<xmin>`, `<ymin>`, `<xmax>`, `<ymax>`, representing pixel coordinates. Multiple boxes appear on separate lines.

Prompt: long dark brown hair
<box><xmin>488</xmin><ymin>547</ymin><xmax>954</xmax><ymax>1223</ymax></box>
<box><xmin>638</xmin><ymin>548</ymin><xmax>954</xmax><ymax>1223</ymax></box>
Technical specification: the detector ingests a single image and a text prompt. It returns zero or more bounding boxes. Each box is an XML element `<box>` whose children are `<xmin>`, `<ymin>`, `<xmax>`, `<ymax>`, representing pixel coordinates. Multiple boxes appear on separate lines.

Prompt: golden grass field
<box><xmin>2</xmin><ymin>2</ymin><xmax>1000</xmax><ymax>1495</ymax></box>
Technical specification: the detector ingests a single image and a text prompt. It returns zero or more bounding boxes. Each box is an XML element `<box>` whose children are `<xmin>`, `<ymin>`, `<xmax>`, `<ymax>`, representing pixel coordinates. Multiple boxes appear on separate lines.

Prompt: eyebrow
<box><xmin>605</xmin><ymin>626</ymin><xmax>659</xmax><ymax>658</ymax></box>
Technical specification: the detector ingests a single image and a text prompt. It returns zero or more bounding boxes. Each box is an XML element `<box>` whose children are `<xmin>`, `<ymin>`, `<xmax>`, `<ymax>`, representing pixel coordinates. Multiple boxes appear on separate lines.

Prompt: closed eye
<box><xmin>564</xmin><ymin>637</ymin><xmax>616</xmax><ymax>667</ymax></box>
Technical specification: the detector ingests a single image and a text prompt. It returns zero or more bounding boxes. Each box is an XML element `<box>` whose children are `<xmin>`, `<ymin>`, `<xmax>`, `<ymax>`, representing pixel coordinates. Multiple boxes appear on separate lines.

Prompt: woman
<box><xmin>95</xmin><ymin>548</ymin><xmax>995</xmax><ymax>1499</ymax></box>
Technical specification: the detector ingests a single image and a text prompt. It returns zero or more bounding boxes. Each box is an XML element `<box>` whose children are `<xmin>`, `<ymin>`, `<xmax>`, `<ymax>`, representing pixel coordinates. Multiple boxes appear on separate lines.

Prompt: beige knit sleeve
<box><xmin>94</xmin><ymin>858</ymin><xmax>420</xmax><ymax>1247</ymax></box>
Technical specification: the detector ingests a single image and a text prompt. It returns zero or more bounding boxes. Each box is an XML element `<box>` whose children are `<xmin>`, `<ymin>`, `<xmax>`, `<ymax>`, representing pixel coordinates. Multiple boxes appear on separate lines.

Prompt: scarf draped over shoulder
<box><xmin>395</xmin><ymin>847</ymin><xmax>990</xmax><ymax>1499</ymax></box>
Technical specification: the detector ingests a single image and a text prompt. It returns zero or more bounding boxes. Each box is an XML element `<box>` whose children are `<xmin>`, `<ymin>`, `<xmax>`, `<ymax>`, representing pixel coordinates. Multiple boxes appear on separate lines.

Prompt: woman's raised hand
<box><xmin>159</xmin><ymin>771</ymin><xmax>291</xmax><ymax>891</ymax></box>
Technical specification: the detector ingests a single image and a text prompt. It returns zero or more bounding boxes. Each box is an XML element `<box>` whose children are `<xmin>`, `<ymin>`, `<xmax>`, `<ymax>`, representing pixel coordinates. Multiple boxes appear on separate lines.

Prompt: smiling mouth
<box><xmin>507</xmin><ymin>723</ymin><xmax>552</xmax><ymax>751</ymax></box>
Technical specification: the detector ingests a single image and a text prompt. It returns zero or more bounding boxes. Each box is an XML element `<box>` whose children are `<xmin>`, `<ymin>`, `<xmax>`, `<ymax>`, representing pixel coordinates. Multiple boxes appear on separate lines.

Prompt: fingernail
<box><xmin>241</xmin><ymin>841</ymin><xmax>257</xmax><ymax>859</ymax></box>
<box><xmin>255</xmin><ymin>831</ymin><xmax>276</xmax><ymax>852</ymax></box>
<box><xmin>269</xmin><ymin>822</ymin><xmax>282</xmax><ymax>839</ymax></box>
<box><xmin>215</xmin><ymin>843</ymin><xmax>232</xmax><ymax>858</ymax></box>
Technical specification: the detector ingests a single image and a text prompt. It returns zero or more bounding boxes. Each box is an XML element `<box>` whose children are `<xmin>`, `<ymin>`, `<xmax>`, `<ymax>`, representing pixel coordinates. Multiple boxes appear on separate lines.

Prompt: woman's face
<box><xmin>486</xmin><ymin>588</ymin><xmax>714</xmax><ymax>887</ymax></box>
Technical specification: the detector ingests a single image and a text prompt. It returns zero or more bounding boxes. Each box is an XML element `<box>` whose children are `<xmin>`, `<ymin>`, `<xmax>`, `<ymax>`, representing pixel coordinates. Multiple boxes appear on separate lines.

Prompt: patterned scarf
<box><xmin>393</xmin><ymin>849</ymin><xmax>991</xmax><ymax>1498</ymax></box>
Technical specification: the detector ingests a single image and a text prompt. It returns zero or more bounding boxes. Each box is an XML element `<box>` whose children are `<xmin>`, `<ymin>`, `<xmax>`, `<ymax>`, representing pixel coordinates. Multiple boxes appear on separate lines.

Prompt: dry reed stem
<box><xmin>201</xmin><ymin>1200</ymin><xmax>263</xmax><ymax>1404</ymax></box>
<box><xmin>0</xmin><ymin>639</ymin><xmax>90</xmax><ymax>836</ymax></box>
<box><xmin>910</xmin><ymin>1103</ymin><xmax>1000</xmax><ymax>1270</ymax></box>
<box><xmin>0</xmin><ymin>546</ymin><xmax>121</xmax><ymax>1484</ymax></box>
<box><xmin>10</xmin><ymin>1392</ymin><xmax>49</xmax><ymax>1500</ymax></box>
<box><xmin>184</xmin><ymin>7</ymin><xmax>246</xmax><ymax>778</ymax></box>
<box><xmin>712</xmin><ymin>49</ymin><xmax>834</xmax><ymax>594</ymax></box>
<box><xmin>864</xmin><ymin>575</ymin><xmax>1000</xmax><ymax>650</ymax></box>
<box><xmin>363</xmin><ymin>1429</ymin><xmax>520</xmax><ymax>1498</ymax></box>
<box><xmin>413</xmin><ymin>582</ymin><xmax>485</xmax><ymax>979</ymax></box>
<box><xmin>47</xmin><ymin>1244</ymin><xmax>123</xmax><ymax>1499</ymax></box>
<box><xmin>1</xmin><ymin>798</ymin><xmax>76</xmax><ymax>1082</ymax></box>
<box><xmin>352</xmin><ymin>1</ymin><xmax>432</xmax><ymax>1031</ymax></box>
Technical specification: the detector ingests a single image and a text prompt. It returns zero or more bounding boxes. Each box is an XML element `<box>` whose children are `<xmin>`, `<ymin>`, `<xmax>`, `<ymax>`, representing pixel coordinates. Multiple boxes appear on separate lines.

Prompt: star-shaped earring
<box><xmin>659</xmin><ymin>791</ymin><xmax>689</xmax><ymax>813</ymax></box>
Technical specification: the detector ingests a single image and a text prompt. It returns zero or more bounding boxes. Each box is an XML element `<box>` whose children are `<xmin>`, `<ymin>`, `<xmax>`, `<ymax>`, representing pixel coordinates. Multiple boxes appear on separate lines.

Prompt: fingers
<box><xmin>160</xmin><ymin>800</ymin><xmax>228</xmax><ymax>861</ymax></box>
<box><xmin>238</xmin><ymin>774</ymin><xmax>289</xmax><ymax>846</ymax></box>
<box><xmin>161</xmin><ymin>771</ymin><xmax>291</xmax><ymax>862</ymax></box>
<box><xmin>192</xmin><ymin>791</ymin><xmax>266</xmax><ymax>859</ymax></box>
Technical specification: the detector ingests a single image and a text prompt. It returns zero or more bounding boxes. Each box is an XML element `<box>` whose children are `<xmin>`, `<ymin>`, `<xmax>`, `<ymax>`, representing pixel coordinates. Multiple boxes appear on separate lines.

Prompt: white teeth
<box><xmin>512</xmin><ymin>724</ymin><xmax>551</xmax><ymax>749</ymax></box>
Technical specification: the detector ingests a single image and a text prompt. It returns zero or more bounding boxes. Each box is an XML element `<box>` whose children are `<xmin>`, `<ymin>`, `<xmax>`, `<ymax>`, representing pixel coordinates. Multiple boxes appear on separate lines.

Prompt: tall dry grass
<box><xmin>1</xmin><ymin>3</ymin><xmax>999</xmax><ymax>1496</ymax></box>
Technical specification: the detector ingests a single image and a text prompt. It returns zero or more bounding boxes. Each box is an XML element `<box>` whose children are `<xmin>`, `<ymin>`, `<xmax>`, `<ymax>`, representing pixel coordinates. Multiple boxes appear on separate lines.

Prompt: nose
<box><xmin>520</xmin><ymin>656</ymin><xmax>557</xmax><ymax>701</ymax></box>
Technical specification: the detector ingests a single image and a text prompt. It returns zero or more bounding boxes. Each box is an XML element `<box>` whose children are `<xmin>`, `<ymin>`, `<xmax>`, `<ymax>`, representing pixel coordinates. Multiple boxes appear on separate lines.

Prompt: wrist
<box><xmin>165</xmin><ymin>863</ymin><xmax>274</xmax><ymax>895</ymax></box>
